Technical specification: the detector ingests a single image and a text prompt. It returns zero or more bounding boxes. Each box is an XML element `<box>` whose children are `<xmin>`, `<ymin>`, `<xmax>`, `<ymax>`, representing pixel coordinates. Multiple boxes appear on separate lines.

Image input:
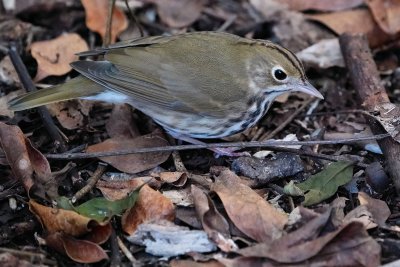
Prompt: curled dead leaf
<box><xmin>45</xmin><ymin>232</ymin><xmax>109</xmax><ymax>263</ymax></box>
<box><xmin>366</xmin><ymin>0</ymin><xmax>400</xmax><ymax>35</ymax></box>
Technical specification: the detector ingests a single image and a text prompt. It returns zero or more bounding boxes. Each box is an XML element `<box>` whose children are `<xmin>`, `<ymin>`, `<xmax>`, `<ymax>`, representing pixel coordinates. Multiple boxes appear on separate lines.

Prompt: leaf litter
<box><xmin>1</xmin><ymin>0</ymin><xmax>400</xmax><ymax>265</ymax></box>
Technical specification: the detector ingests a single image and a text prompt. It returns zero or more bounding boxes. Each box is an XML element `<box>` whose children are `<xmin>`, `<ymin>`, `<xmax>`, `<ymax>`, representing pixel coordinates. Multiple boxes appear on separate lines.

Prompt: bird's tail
<box><xmin>8</xmin><ymin>76</ymin><xmax>102</xmax><ymax>111</ymax></box>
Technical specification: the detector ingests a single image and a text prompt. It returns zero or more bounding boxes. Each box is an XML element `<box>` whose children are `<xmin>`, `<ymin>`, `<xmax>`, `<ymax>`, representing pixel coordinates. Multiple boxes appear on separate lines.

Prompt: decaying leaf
<box><xmin>370</xmin><ymin>102</ymin><xmax>400</xmax><ymax>142</ymax></box>
<box><xmin>144</xmin><ymin>0</ymin><xmax>207</xmax><ymax>28</ymax></box>
<box><xmin>358</xmin><ymin>192</ymin><xmax>391</xmax><ymax>226</ymax></box>
<box><xmin>45</xmin><ymin>232</ymin><xmax>108</xmax><ymax>263</ymax></box>
<box><xmin>280</xmin><ymin>0</ymin><xmax>363</xmax><ymax>12</ymax></box>
<box><xmin>81</xmin><ymin>0</ymin><xmax>128</xmax><ymax>43</ymax></box>
<box><xmin>30</xmin><ymin>33</ymin><xmax>88</xmax><ymax>81</ymax></box>
<box><xmin>29</xmin><ymin>200</ymin><xmax>93</xmax><ymax>236</ymax></box>
<box><xmin>366</xmin><ymin>0</ymin><xmax>400</xmax><ymax>35</ymax></box>
<box><xmin>286</xmin><ymin>161</ymin><xmax>353</xmax><ymax>206</ymax></box>
<box><xmin>105</xmin><ymin>104</ymin><xmax>140</xmax><ymax>139</ymax></box>
<box><xmin>296</xmin><ymin>38</ymin><xmax>345</xmax><ymax>68</ymax></box>
<box><xmin>47</xmin><ymin>100</ymin><xmax>93</xmax><ymax>130</ymax></box>
<box><xmin>0</xmin><ymin>122</ymin><xmax>58</xmax><ymax>199</ymax></box>
<box><xmin>307</xmin><ymin>9</ymin><xmax>392</xmax><ymax>47</ymax></box>
<box><xmin>192</xmin><ymin>185</ymin><xmax>237</xmax><ymax>252</ymax></box>
<box><xmin>96</xmin><ymin>178</ymin><xmax>175</xmax><ymax>234</ymax></box>
<box><xmin>86</xmin><ymin>131</ymin><xmax>171</xmax><ymax>174</ymax></box>
<box><xmin>211</xmin><ymin>170</ymin><xmax>287</xmax><ymax>243</ymax></box>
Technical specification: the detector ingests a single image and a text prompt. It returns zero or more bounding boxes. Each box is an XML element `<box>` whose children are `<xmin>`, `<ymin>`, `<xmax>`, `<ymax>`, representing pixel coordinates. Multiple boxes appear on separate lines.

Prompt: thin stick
<box><xmin>124</xmin><ymin>0</ymin><xmax>144</xmax><ymax>37</ymax></box>
<box><xmin>8</xmin><ymin>44</ymin><xmax>67</xmax><ymax>152</ymax></box>
<box><xmin>71</xmin><ymin>163</ymin><xmax>107</xmax><ymax>203</ymax></box>
<box><xmin>260</xmin><ymin>97</ymin><xmax>315</xmax><ymax>140</ymax></box>
<box><xmin>104</xmin><ymin>0</ymin><xmax>116</xmax><ymax>47</ymax></box>
<box><xmin>44</xmin><ymin>134</ymin><xmax>390</xmax><ymax>160</ymax></box>
<box><xmin>117</xmin><ymin>236</ymin><xmax>140</xmax><ymax>266</ymax></box>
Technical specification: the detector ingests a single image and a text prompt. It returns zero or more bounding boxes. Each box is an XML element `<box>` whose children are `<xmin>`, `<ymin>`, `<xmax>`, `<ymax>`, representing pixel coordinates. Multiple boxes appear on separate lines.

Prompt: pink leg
<box><xmin>168</xmin><ymin>132</ymin><xmax>250</xmax><ymax>157</ymax></box>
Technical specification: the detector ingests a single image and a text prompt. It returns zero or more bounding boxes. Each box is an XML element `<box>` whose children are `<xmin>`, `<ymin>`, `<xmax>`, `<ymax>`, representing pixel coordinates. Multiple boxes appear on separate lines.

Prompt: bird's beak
<box><xmin>294</xmin><ymin>81</ymin><xmax>324</xmax><ymax>99</ymax></box>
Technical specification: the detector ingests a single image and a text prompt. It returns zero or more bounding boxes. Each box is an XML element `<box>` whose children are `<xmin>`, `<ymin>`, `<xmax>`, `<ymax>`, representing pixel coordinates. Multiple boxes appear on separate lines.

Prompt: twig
<box><xmin>217</xmin><ymin>14</ymin><xmax>237</xmax><ymax>32</ymax></box>
<box><xmin>110</xmin><ymin>223</ymin><xmax>122</xmax><ymax>267</ymax></box>
<box><xmin>339</xmin><ymin>33</ymin><xmax>400</xmax><ymax>193</ymax></box>
<box><xmin>8</xmin><ymin>44</ymin><xmax>67</xmax><ymax>152</ymax></box>
<box><xmin>71</xmin><ymin>163</ymin><xmax>107</xmax><ymax>203</ymax></box>
<box><xmin>104</xmin><ymin>0</ymin><xmax>116</xmax><ymax>47</ymax></box>
<box><xmin>44</xmin><ymin>134</ymin><xmax>390</xmax><ymax>161</ymax></box>
<box><xmin>260</xmin><ymin>97</ymin><xmax>315</xmax><ymax>140</ymax></box>
<box><xmin>124</xmin><ymin>0</ymin><xmax>144</xmax><ymax>37</ymax></box>
<box><xmin>117</xmin><ymin>236</ymin><xmax>140</xmax><ymax>266</ymax></box>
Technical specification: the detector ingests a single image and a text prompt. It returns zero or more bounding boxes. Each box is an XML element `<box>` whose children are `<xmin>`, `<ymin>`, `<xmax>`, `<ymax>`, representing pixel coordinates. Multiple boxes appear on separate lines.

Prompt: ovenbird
<box><xmin>9</xmin><ymin>31</ymin><xmax>323</xmax><ymax>140</ymax></box>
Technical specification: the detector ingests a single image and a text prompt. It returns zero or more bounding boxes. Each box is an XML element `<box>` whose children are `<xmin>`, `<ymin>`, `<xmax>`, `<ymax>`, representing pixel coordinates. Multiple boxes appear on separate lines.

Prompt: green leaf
<box><xmin>75</xmin><ymin>183</ymin><xmax>145</xmax><ymax>221</ymax></box>
<box><xmin>295</xmin><ymin>161</ymin><xmax>353</xmax><ymax>206</ymax></box>
<box><xmin>56</xmin><ymin>183</ymin><xmax>146</xmax><ymax>222</ymax></box>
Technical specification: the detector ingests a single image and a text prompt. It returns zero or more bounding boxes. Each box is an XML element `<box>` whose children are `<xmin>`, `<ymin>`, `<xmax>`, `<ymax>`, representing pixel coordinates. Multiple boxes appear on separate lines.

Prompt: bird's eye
<box><xmin>272</xmin><ymin>66</ymin><xmax>288</xmax><ymax>82</ymax></box>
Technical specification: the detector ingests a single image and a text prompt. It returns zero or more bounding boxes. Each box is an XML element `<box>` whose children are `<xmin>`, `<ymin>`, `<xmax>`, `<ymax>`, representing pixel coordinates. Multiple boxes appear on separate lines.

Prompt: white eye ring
<box><xmin>271</xmin><ymin>66</ymin><xmax>288</xmax><ymax>82</ymax></box>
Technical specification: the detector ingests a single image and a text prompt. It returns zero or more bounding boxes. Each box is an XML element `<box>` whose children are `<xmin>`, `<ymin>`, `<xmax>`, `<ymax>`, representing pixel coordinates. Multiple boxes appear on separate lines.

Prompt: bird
<box><xmin>8</xmin><ymin>31</ymin><xmax>323</xmax><ymax>154</ymax></box>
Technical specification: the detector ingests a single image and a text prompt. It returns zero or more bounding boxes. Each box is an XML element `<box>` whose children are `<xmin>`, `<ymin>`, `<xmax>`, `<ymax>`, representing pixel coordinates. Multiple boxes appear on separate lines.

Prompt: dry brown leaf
<box><xmin>105</xmin><ymin>104</ymin><xmax>140</xmax><ymax>138</ymax></box>
<box><xmin>86</xmin><ymin>131</ymin><xmax>171</xmax><ymax>174</ymax></box>
<box><xmin>84</xmin><ymin>223</ymin><xmax>112</xmax><ymax>245</ymax></box>
<box><xmin>81</xmin><ymin>0</ymin><xmax>128</xmax><ymax>43</ymax></box>
<box><xmin>29</xmin><ymin>200</ymin><xmax>97</xmax><ymax>236</ymax></box>
<box><xmin>47</xmin><ymin>100</ymin><xmax>93</xmax><ymax>130</ymax></box>
<box><xmin>122</xmin><ymin>182</ymin><xmax>175</xmax><ymax>234</ymax></box>
<box><xmin>0</xmin><ymin>90</ymin><xmax>25</xmax><ymax>118</ymax></box>
<box><xmin>30</xmin><ymin>33</ymin><xmax>88</xmax><ymax>81</ymax></box>
<box><xmin>144</xmin><ymin>0</ymin><xmax>207</xmax><ymax>28</ymax></box>
<box><xmin>159</xmin><ymin>172</ymin><xmax>188</xmax><ymax>187</ymax></box>
<box><xmin>366</xmin><ymin>0</ymin><xmax>400</xmax><ymax>34</ymax></box>
<box><xmin>45</xmin><ymin>232</ymin><xmax>108</xmax><ymax>263</ymax></box>
<box><xmin>307</xmin><ymin>8</ymin><xmax>392</xmax><ymax>47</ymax></box>
<box><xmin>358</xmin><ymin>191</ymin><xmax>391</xmax><ymax>226</ymax></box>
<box><xmin>223</xmin><ymin>222</ymin><xmax>380</xmax><ymax>266</ymax></box>
<box><xmin>191</xmin><ymin>185</ymin><xmax>237</xmax><ymax>252</ymax></box>
<box><xmin>0</xmin><ymin>122</ymin><xmax>52</xmax><ymax>195</ymax></box>
<box><xmin>96</xmin><ymin>179</ymin><xmax>175</xmax><ymax>234</ymax></box>
<box><xmin>343</xmin><ymin>205</ymin><xmax>378</xmax><ymax>229</ymax></box>
<box><xmin>281</xmin><ymin>0</ymin><xmax>363</xmax><ymax>11</ymax></box>
<box><xmin>170</xmin><ymin>259</ymin><xmax>224</xmax><ymax>267</ymax></box>
<box><xmin>211</xmin><ymin>170</ymin><xmax>287</xmax><ymax>243</ymax></box>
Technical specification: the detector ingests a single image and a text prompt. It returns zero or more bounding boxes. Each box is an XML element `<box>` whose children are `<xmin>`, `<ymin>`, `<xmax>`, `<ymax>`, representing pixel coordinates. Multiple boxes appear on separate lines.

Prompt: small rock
<box><xmin>231</xmin><ymin>153</ymin><xmax>304</xmax><ymax>182</ymax></box>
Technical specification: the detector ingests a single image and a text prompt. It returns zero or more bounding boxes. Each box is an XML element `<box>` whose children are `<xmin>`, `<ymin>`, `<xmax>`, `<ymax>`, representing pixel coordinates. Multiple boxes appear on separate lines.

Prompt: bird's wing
<box><xmin>72</xmin><ymin>33</ymin><xmax>252</xmax><ymax>117</ymax></box>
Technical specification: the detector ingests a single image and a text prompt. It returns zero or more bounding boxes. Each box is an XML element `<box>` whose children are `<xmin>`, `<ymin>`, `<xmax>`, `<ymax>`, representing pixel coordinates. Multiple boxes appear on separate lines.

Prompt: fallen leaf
<box><xmin>127</xmin><ymin>220</ymin><xmax>216</xmax><ymax>257</ymax></box>
<box><xmin>105</xmin><ymin>104</ymin><xmax>140</xmax><ymax>138</ymax></box>
<box><xmin>249</xmin><ymin>0</ymin><xmax>286</xmax><ymax>18</ymax></box>
<box><xmin>170</xmin><ymin>259</ymin><xmax>224</xmax><ymax>267</ymax></box>
<box><xmin>225</xmin><ymin>222</ymin><xmax>380</xmax><ymax>266</ymax></box>
<box><xmin>58</xmin><ymin>183</ymin><xmax>145</xmax><ymax>222</ymax></box>
<box><xmin>286</xmin><ymin>161</ymin><xmax>353</xmax><ymax>206</ymax></box>
<box><xmin>163</xmin><ymin>188</ymin><xmax>194</xmax><ymax>206</ymax></box>
<box><xmin>84</xmin><ymin>223</ymin><xmax>112</xmax><ymax>244</ymax></box>
<box><xmin>86</xmin><ymin>131</ymin><xmax>171</xmax><ymax>174</ymax></box>
<box><xmin>192</xmin><ymin>185</ymin><xmax>237</xmax><ymax>252</ymax></box>
<box><xmin>344</xmin><ymin>205</ymin><xmax>378</xmax><ymax>229</ymax></box>
<box><xmin>0</xmin><ymin>89</ymin><xmax>25</xmax><ymax>118</ymax></box>
<box><xmin>358</xmin><ymin>191</ymin><xmax>391</xmax><ymax>226</ymax></box>
<box><xmin>238</xmin><ymin>208</ymin><xmax>332</xmax><ymax>262</ymax></box>
<box><xmin>211</xmin><ymin>170</ymin><xmax>287</xmax><ymax>243</ymax></box>
<box><xmin>366</xmin><ymin>0</ymin><xmax>400</xmax><ymax>34</ymax></box>
<box><xmin>370</xmin><ymin>102</ymin><xmax>400</xmax><ymax>142</ymax></box>
<box><xmin>307</xmin><ymin>8</ymin><xmax>392</xmax><ymax>47</ymax></box>
<box><xmin>296</xmin><ymin>38</ymin><xmax>345</xmax><ymax>68</ymax></box>
<box><xmin>281</xmin><ymin>0</ymin><xmax>363</xmax><ymax>11</ymax></box>
<box><xmin>30</xmin><ymin>200</ymin><xmax>92</xmax><ymax>236</ymax></box>
<box><xmin>45</xmin><ymin>232</ymin><xmax>108</xmax><ymax>263</ymax></box>
<box><xmin>0</xmin><ymin>122</ymin><xmax>57</xmax><ymax>198</ymax></box>
<box><xmin>122</xmin><ymin>182</ymin><xmax>175</xmax><ymax>234</ymax></box>
<box><xmin>96</xmin><ymin>178</ymin><xmax>175</xmax><ymax>234</ymax></box>
<box><xmin>159</xmin><ymin>171</ymin><xmax>188</xmax><ymax>187</ymax></box>
<box><xmin>81</xmin><ymin>0</ymin><xmax>128</xmax><ymax>43</ymax></box>
<box><xmin>144</xmin><ymin>0</ymin><xmax>207</xmax><ymax>28</ymax></box>
<box><xmin>30</xmin><ymin>33</ymin><xmax>88</xmax><ymax>81</ymax></box>
<box><xmin>47</xmin><ymin>100</ymin><xmax>93</xmax><ymax>130</ymax></box>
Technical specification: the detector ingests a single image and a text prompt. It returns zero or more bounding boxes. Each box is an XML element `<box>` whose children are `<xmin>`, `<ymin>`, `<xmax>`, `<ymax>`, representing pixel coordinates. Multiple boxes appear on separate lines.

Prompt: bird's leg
<box><xmin>168</xmin><ymin>132</ymin><xmax>250</xmax><ymax>157</ymax></box>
